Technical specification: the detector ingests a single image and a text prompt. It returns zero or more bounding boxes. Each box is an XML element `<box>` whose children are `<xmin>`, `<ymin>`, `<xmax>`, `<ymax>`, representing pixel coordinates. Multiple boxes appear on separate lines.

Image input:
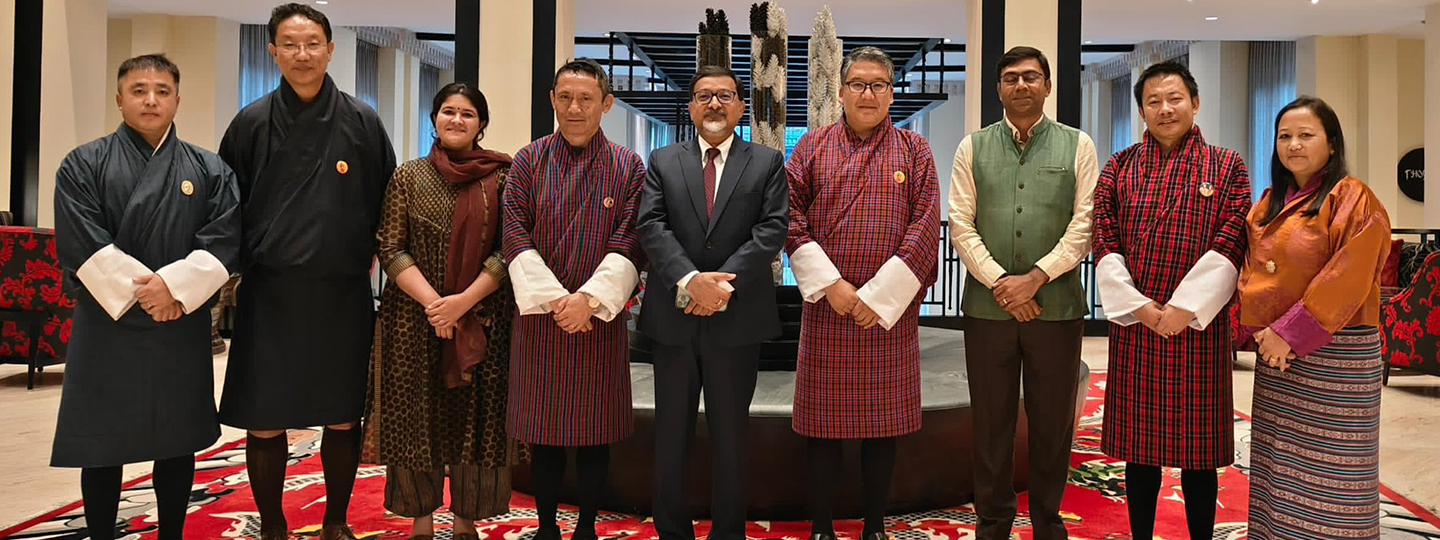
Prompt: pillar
<box><xmin>1</xmin><ymin>0</ymin><xmax>18</xmax><ymax>214</ymax></box>
<box><xmin>1357</xmin><ymin>35</ymin><xmax>1402</xmax><ymax>222</ymax></box>
<box><xmin>37</xmin><ymin>0</ymin><xmax>107</xmax><ymax>228</ymax></box>
<box><xmin>330</xmin><ymin>27</ymin><xmax>359</xmax><ymax>96</ymax></box>
<box><xmin>964</xmin><ymin>0</ymin><xmax>1082</xmax><ymax>133</ymax></box>
<box><xmin>1188</xmin><ymin>41</ymin><xmax>1249</xmax><ymax>157</ymax></box>
<box><xmin>474</xmin><ymin>0</ymin><xmax>574</xmax><ymax>155</ymax></box>
<box><xmin>1427</xmin><ymin>3</ymin><xmax>1440</xmax><ymax>226</ymax></box>
<box><xmin>378</xmin><ymin>47</ymin><xmax>417</xmax><ymax>161</ymax></box>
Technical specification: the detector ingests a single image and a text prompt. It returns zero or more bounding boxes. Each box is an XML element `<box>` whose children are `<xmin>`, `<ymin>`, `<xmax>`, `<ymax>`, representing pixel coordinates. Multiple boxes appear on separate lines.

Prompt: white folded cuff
<box><xmin>789</xmin><ymin>242</ymin><xmax>843</xmax><ymax>303</ymax></box>
<box><xmin>577</xmin><ymin>252</ymin><xmax>641</xmax><ymax>322</ymax></box>
<box><xmin>1167</xmin><ymin>250</ymin><xmax>1239</xmax><ymax>331</ymax></box>
<box><xmin>508</xmin><ymin>249</ymin><xmax>570</xmax><ymax>315</ymax></box>
<box><xmin>676</xmin><ymin>270</ymin><xmax>700</xmax><ymax>290</ymax></box>
<box><xmin>1095</xmin><ymin>253</ymin><xmax>1153</xmax><ymax>326</ymax></box>
<box><xmin>75</xmin><ymin>244</ymin><xmax>152</xmax><ymax>320</ymax></box>
<box><xmin>154</xmin><ymin>250</ymin><xmax>230</xmax><ymax>314</ymax></box>
<box><xmin>856</xmin><ymin>256</ymin><xmax>923</xmax><ymax>330</ymax></box>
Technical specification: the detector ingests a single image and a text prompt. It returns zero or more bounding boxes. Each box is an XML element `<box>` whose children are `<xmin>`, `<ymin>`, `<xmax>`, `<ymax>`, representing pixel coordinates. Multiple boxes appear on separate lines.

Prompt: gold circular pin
<box><xmin>336</xmin><ymin>160</ymin><xmax>350</xmax><ymax>175</ymax></box>
<box><xmin>180</xmin><ymin>181</ymin><xmax>194</xmax><ymax>196</ymax></box>
<box><xmin>603</xmin><ymin>197</ymin><xmax>616</xmax><ymax>209</ymax></box>
<box><xmin>894</xmin><ymin>171</ymin><xmax>906</xmax><ymax>184</ymax></box>
<box><xmin>1199</xmin><ymin>182</ymin><xmax>1215</xmax><ymax>198</ymax></box>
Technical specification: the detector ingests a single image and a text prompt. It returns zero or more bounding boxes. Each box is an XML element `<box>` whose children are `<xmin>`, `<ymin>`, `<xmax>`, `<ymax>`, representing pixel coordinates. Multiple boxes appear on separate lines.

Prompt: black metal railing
<box><xmin>922</xmin><ymin>221</ymin><xmax>1103</xmax><ymax>322</ymax></box>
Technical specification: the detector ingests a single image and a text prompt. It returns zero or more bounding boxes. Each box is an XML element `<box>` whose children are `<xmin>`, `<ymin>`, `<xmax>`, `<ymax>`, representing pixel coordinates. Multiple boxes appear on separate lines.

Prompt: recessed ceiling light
<box><xmin>315</xmin><ymin>0</ymin><xmax>328</xmax><ymax>4</ymax></box>
<box><xmin>1311</xmin><ymin>0</ymin><xmax>1319</xmax><ymax>3</ymax></box>
<box><xmin>1206</xmin><ymin>16</ymin><xmax>1219</xmax><ymax>20</ymax></box>
<box><xmin>1084</xmin><ymin>40</ymin><xmax>1094</xmax><ymax>44</ymax></box>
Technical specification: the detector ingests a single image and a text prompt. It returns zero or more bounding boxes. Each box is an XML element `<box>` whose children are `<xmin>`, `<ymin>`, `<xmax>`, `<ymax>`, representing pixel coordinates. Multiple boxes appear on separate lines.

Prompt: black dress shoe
<box><xmin>534</xmin><ymin>526</ymin><xmax>562</xmax><ymax>540</ymax></box>
<box><xmin>570</xmin><ymin>529</ymin><xmax>599</xmax><ymax>540</ymax></box>
<box><xmin>808</xmin><ymin>533</ymin><xmax>838</xmax><ymax>540</ymax></box>
<box><xmin>861</xmin><ymin>532</ymin><xmax>890</xmax><ymax>540</ymax></box>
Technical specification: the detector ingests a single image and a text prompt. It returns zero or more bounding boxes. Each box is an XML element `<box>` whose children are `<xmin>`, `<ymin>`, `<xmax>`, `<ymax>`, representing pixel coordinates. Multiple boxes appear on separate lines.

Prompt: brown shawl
<box><xmin>428</xmin><ymin>140</ymin><xmax>512</xmax><ymax>388</ymax></box>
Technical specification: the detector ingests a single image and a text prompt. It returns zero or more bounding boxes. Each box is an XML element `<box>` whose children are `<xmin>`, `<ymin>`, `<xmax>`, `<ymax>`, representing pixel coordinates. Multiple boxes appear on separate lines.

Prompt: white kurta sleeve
<box><xmin>789</xmin><ymin>242</ymin><xmax>843</xmax><ymax>303</ymax></box>
<box><xmin>508</xmin><ymin>249</ymin><xmax>571</xmax><ymax>315</ymax></box>
<box><xmin>1095</xmin><ymin>253</ymin><xmax>1153</xmax><ymax>326</ymax></box>
<box><xmin>153</xmin><ymin>250</ymin><xmax>231</xmax><ymax>314</ymax></box>
<box><xmin>577</xmin><ymin>252</ymin><xmax>641</xmax><ymax>322</ymax></box>
<box><xmin>948</xmin><ymin>136</ymin><xmax>1009</xmax><ymax>287</ymax></box>
<box><xmin>1166</xmin><ymin>250</ymin><xmax>1240</xmax><ymax>330</ymax></box>
<box><xmin>75</xmin><ymin>244</ymin><xmax>153</xmax><ymax>320</ymax></box>
<box><xmin>856</xmin><ymin>256</ymin><xmax>924</xmax><ymax>330</ymax></box>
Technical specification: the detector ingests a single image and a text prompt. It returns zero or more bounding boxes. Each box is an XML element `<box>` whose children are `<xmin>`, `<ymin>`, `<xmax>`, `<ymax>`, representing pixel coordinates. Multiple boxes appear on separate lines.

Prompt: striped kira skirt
<box><xmin>1247</xmin><ymin>326</ymin><xmax>1382</xmax><ymax>540</ymax></box>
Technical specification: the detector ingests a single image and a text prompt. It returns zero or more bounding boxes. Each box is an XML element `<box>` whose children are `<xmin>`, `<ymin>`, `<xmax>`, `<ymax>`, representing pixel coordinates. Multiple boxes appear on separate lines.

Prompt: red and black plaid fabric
<box><xmin>784</xmin><ymin>119</ymin><xmax>941</xmax><ymax>439</ymax></box>
<box><xmin>0</xmin><ymin>226</ymin><xmax>74</xmax><ymax>361</ymax></box>
<box><xmin>1093</xmin><ymin>128</ymin><xmax>1250</xmax><ymax>469</ymax></box>
<box><xmin>501</xmin><ymin>131</ymin><xmax>646</xmax><ymax>447</ymax></box>
<box><xmin>1381</xmin><ymin>251</ymin><xmax>1440</xmax><ymax>375</ymax></box>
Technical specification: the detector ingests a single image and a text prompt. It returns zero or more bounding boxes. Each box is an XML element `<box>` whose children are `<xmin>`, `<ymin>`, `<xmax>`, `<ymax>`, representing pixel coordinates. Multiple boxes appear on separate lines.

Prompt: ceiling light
<box><xmin>1206</xmin><ymin>16</ymin><xmax>1219</xmax><ymax>20</ymax></box>
<box><xmin>315</xmin><ymin>0</ymin><xmax>328</xmax><ymax>4</ymax></box>
<box><xmin>1084</xmin><ymin>40</ymin><xmax>1094</xmax><ymax>44</ymax></box>
<box><xmin>1311</xmin><ymin>0</ymin><xmax>1319</xmax><ymax>3</ymax></box>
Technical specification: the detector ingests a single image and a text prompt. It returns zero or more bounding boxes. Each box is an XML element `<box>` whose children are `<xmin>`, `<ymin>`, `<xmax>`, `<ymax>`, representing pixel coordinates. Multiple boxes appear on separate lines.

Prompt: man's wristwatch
<box><xmin>582</xmin><ymin>292</ymin><xmax>601</xmax><ymax>310</ymax></box>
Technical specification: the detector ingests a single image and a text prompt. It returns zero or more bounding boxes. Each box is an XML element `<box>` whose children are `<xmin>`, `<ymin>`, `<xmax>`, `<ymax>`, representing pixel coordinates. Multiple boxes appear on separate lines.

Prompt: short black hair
<box><xmin>996</xmin><ymin>46</ymin><xmax>1051</xmax><ymax>81</ymax></box>
<box><xmin>553</xmin><ymin>59</ymin><xmax>611</xmax><ymax>97</ymax></box>
<box><xmin>268</xmin><ymin>3</ymin><xmax>333</xmax><ymax>44</ymax></box>
<box><xmin>688</xmin><ymin>65</ymin><xmax>744</xmax><ymax>96</ymax></box>
<box><xmin>1133</xmin><ymin>61</ymin><xmax>1199</xmax><ymax>108</ymax></box>
<box><xmin>431</xmin><ymin>82</ymin><xmax>492</xmax><ymax>142</ymax></box>
<box><xmin>117</xmin><ymin>53</ymin><xmax>180</xmax><ymax>89</ymax></box>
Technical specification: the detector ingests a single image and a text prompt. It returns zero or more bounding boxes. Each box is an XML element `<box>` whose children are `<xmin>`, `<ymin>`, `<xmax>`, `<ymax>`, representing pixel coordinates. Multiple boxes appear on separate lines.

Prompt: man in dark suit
<box><xmin>636</xmin><ymin>64</ymin><xmax>790</xmax><ymax>540</ymax></box>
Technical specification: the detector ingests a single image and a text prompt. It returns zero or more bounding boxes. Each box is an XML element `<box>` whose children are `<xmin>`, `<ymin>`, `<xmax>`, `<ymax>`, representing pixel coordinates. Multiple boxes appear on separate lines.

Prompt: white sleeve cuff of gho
<box><xmin>76</xmin><ymin>244</ymin><xmax>152</xmax><ymax>320</ymax></box>
<box><xmin>154</xmin><ymin>250</ymin><xmax>230</xmax><ymax>314</ymax></box>
<box><xmin>508</xmin><ymin>249</ymin><xmax>570</xmax><ymax>315</ymax></box>
<box><xmin>1167</xmin><ymin>250</ymin><xmax>1239</xmax><ymax>331</ymax></box>
<box><xmin>578</xmin><ymin>252</ymin><xmax>640</xmax><ymax>322</ymax></box>
<box><xmin>856</xmin><ymin>256</ymin><xmax>923</xmax><ymax>331</ymax></box>
<box><xmin>790</xmin><ymin>242</ymin><xmax>843</xmax><ymax>303</ymax></box>
<box><xmin>1096</xmin><ymin>253</ymin><xmax>1152</xmax><ymax>327</ymax></box>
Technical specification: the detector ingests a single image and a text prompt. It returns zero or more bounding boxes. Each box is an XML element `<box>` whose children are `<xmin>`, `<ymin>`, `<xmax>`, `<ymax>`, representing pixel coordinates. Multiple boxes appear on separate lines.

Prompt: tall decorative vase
<box><xmin>807</xmin><ymin>6</ymin><xmax>842</xmax><ymax>129</ymax></box>
<box><xmin>749</xmin><ymin>2</ymin><xmax>787</xmax><ymax>152</ymax></box>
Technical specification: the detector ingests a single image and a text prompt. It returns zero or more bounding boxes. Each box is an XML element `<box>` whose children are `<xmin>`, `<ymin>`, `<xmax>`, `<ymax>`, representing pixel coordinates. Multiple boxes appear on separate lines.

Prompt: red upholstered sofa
<box><xmin>1380</xmin><ymin>231</ymin><xmax>1440</xmax><ymax>385</ymax></box>
<box><xmin>0</xmin><ymin>226</ymin><xmax>74</xmax><ymax>389</ymax></box>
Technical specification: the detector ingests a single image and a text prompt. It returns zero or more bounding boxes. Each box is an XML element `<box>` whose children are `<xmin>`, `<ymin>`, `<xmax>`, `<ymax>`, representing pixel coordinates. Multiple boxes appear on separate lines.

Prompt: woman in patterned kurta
<box><xmin>1239</xmin><ymin>97</ymin><xmax>1391</xmax><ymax>540</ymax></box>
<box><xmin>784</xmin><ymin>47</ymin><xmax>941</xmax><ymax>540</ymax></box>
<box><xmin>1093</xmin><ymin>62</ymin><xmax>1251</xmax><ymax>540</ymax></box>
<box><xmin>365</xmin><ymin>84</ymin><xmax>523</xmax><ymax>540</ymax></box>
<box><xmin>502</xmin><ymin>63</ymin><xmax>647</xmax><ymax>540</ymax></box>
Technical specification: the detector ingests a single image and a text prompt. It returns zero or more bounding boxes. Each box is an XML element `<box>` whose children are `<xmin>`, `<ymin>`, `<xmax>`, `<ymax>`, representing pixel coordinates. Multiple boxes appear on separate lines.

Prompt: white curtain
<box><xmin>416</xmin><ymin>64</ymin><xmax>440</xmax><ymax>159</ymax></box>
<box><xmin>1248</xmin><ymin>41</ymin><xmax>1298</xmax><ymax>200</ymax></box>
<box><xmin>239</xmin><ymin>25</ymin><xmax>281</xmax><ymax>109</ymax></box>
<box><xmin>356</xmin><ymin>39</ymin><xmax>380</xmax><ymax>111</ymax></box>
<box><xmin>1109</xmin><ymin>73</ymin><xmax>1132</xmax><ymax>158</ymax></box>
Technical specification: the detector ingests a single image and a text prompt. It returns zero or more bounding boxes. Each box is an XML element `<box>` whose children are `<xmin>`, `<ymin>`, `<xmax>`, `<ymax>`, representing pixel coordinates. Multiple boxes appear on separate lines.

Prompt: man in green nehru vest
<box><xmin>947</xmin><ymin>46</ymin><xmax>1098</xmax><ymax>540</ymax></box>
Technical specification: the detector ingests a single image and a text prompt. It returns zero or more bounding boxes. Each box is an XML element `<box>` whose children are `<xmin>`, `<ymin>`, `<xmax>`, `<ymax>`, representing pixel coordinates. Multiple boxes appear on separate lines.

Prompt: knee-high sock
<box><xmin>1125</xmin><ymin>463</ymin><xmax>1161</xmax><ymax>540</ymax></box>
<box><xmin>321</xmin><ymin>426</ymin><xmax>362</xmax><ymax>526</ymax></box>
<box><xmin>152</xmin><ymin>455</ymin><xmax>196</xmax><ymax>540</ymax></box>
<box><xmin>81</xmin><ymin>466</ymin><xmax>123</xmax><ymax>540</ymax></box>
<box><xmin>246</xmin><ymin>432</ymin><xmax>290</xmax><ymax>532</ymax></box>
<box><xmin>807</xmin><ymin>438</ymin><xmax>842</xmax><ymax>537</ymax></box>
<box><xmin>1181</xmin><ymin>468</ymin><xmax>1218</xmax><ymax>540</ymax></box>
<box><xmin>531</xmin><ymin>444</ymin><xmax>568</xmax><ymax>532</ymax></box>
<box><xmin>575</xmin><ymin>444</ymin><xmax>611</xmax><ymax>535</ymax></box>
<box><xmin>861</xmin><ymin>437</ymin><xmax>898</xmax><ymax>537</ymax></box>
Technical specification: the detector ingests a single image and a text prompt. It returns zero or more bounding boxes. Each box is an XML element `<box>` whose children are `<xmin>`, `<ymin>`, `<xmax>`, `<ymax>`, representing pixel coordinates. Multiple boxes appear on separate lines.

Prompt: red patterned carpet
<box><xmin>5</xmin><ymin>375</ymin><xmax>1439</xmax><ymax>540</ymax></box>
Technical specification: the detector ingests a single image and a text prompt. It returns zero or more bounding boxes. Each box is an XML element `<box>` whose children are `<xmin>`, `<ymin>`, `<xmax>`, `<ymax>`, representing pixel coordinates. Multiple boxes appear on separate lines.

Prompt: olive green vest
<box><xmin>961</xmin><ymin>118</ymin><xmax>1090</xmax><ymax>321</ymax></box>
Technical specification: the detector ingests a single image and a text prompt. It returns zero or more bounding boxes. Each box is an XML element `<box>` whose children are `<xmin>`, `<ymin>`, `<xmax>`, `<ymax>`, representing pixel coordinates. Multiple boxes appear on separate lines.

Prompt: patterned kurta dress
<box><xmin>501</xmin><ymin>131</ymin><xmax>646</xmax><ymax>447</ymax></box>
<box><xmin>1094</xmin><ymin>128</ymin><xmax>1251</xmax><ymax>469</ymax></box>
<box><xmin>784</xmin><ymin>119</ymin><xmax>941</xmax><ymax>439</ymax></box>
<box><xmin>363</xmin><ymin>158</ymin><xmax>525</xmax><ymax>516</ymax></box>
<box><xmin>1238</xmin><ymin>178</ymin><xmax>1391</xmax><ymax>540</ymax></box>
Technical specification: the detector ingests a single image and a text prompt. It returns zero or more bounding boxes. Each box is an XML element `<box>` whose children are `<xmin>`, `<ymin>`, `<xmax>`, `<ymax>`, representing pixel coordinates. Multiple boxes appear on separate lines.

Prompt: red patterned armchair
<box><xmin>0</xmin><ymin>226</ymin><xmax>75</xmax><ymax>389</ymax></box>
<box><xmin>1381</xmin><ymin>250</ymin><xmax>1440</xmax><ymax>385</ymax></box>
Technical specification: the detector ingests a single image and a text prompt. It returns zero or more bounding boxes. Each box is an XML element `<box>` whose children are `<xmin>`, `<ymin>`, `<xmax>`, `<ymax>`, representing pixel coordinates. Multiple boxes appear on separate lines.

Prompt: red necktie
<box><xmin>704</xmin><ymin>147</ymin><xmax>720</xmax><ymax>217</ymax></box>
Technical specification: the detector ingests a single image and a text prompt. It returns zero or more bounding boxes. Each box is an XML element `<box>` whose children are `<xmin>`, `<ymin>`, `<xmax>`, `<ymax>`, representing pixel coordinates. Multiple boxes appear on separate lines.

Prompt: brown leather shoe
<box><xmin>320</xmin><ymin>523</ymin><xmax>359</xmax><ymax>540</ymax></box>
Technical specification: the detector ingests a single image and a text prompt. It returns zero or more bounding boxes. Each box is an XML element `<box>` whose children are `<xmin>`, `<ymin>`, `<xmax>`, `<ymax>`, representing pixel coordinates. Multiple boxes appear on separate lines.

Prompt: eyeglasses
<box><xmin>1000</xmin><ymin>72</ymin><xmax>1047</xmax><ymax>86</ymax></box>
<box><xmin>845</xmin><ymin>81</ymin><xmax>893</xmax><ymax>95</ymax></box>
<box><xmin>278</xmin><ymin>42</ymin><xmax>327</xmax><ymax>56</ymax></box>
<box><xmin>692</xmin><ymin>90</ymin><xmax>738</xmax><ymax>104</ymax></box>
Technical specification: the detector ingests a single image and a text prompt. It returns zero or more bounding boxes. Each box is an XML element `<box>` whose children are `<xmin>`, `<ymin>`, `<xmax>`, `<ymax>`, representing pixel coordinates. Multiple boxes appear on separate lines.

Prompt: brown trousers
<box><xmin>963</xmin><ymin>317</ymin><xmax>1084</xmax><ymax>540</ymax></box>
<box><xmin>384</xmin><ymin>465</ymin><xmax>511</xmax><ymax>521</ymax></box>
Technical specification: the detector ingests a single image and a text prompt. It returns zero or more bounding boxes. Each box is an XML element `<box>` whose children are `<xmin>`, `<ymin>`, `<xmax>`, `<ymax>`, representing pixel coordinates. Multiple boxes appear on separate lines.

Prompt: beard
<box><xmin>700</xmin><ymin>117</ymin><xmax>729</xmax><ymax>136</ymax></box>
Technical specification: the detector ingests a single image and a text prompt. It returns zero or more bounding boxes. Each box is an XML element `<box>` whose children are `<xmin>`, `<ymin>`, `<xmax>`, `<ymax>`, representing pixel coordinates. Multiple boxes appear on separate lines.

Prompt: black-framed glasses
<box><xmin>1000</xmin><ymin>71</ymin><xmax>1047</xmax><ymax>86</ymax></box>
<box><xmin>693</xmin><ymin>90</ymin><xmax>738</xmax><ymax>104</ymax></box>
<box><xmin>845</xmin><ymin>81</ymin><xmax>893</xmax><ymax>95</ymax></box>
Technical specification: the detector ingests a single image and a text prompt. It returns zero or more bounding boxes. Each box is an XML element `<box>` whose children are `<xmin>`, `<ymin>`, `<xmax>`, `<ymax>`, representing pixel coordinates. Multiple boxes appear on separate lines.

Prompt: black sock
<box><xmin>575</xmin><ymin>444</ymin><xmax>611</xmax><ymax>537</ymax></box>
<box><xmin>152</xmin><ymin>455</ymin><xmax>196</xmax><ymax>540</ymax></box>
<box><xmin>807</xmin><ymin>438</ymin><xmax>842</xmax><ymax>537</ymax></box>
<box><xmin>1125</xmin><ymin>463</ymin><xmax>1161</xmax><ymax>540</ymax></box>
<box><xmin>861</xmin><ymin>437</ymin><xmax>897</xmax><ymax>537</ymax></box>
<box><xmin>246</xmin><ymin>432</ymin><xmax>290</xmax><ymax>532</ymax></box>
<box><xmin>81</xmin><ymin>466</ymin><xmax>123</xmax><ymax>540</ymax></box>
<box><xmin>531</xmin><ymin>444</ymin><xmax>568</xmax><ymax>532</ymax></box>
<box><xmin>321</xmin><ymin>426</ymin><xmax>362</xmax><ymax>526</ymax></box>
<box><xmin>1181</xmin><ymin>468</ymin><xmax>1218</xmax><ymax>540</ymax></box>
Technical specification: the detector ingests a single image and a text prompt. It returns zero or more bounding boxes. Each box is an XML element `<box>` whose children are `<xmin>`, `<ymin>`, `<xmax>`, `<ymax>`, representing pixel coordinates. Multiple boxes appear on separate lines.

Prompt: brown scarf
<box><xmin>428</xmin><ymin>140</ymin><xmax>512</xmax><ymax>388</ymax></box>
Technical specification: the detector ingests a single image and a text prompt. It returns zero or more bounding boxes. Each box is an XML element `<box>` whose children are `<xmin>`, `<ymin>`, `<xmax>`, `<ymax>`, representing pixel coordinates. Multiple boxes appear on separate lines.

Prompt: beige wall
<box><xmin>1428</xmin><ymin>3</ymin><xmax>1440</xmax><ymax>227</ymax></box>
<box><xmin>39</xmin><ymin>0</ymin><xmax>109</xmax><ymax>228</ymax></box>
<box><xmin>476</xmin><ymin>0</ymin><xmax>575</xmax><ymax>155</ymax></box>
<box><xmin>1189</xmin><ymin>41</ymin><xmax>1250</xmax><ymax>160</ymax></box>
<box><xmin>330</xmin><ymin>27</ymin><xmax>358</xmax><ymax>96</ymax></box>
<box><xmin>1392</xmin><ymin>39</ymin><xmax>1425</xmax><ymax>228</ymax></box>
<box><xmin>0</xmin><ymin>0</ymin><xmax>15</xmax><ymax>214</ymax></box>
<box><xmin>105</xmin><ymin>16</ymin><xmax>241</xmax><ymax>153</ymax></box>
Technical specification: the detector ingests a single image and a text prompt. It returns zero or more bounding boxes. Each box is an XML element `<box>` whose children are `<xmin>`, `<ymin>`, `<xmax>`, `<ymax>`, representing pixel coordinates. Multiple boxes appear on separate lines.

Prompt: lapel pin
<box><xmin>1199</xmin><ymin>181</ymin><xmax>1215</xmax><ymax>198</ymax></box>
<box><xmin>603</xmin><ymin>197</ymin><xmax>616</xmax><ymax>209</ymax></box>
<box><xmin>336</xmin><ymin>160</ymin><xmax>350</xmax><ymax>175</ymax></box>
<box><xmin>894</xmin><ymin>170</ymin><xmax>906</xmax><ymax>184</ymax></box>
<box><xmin>180</xmin><ymin>181</ymin><xmax>194</xmax><ymax>196</ymax></box>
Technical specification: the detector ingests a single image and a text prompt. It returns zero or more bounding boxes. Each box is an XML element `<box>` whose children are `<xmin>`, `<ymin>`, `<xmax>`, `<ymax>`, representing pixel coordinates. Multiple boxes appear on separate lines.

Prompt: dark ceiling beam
<box><xmin>898</xmin><ymin>38</ymin><xmax>944</xmax><ymax>79</ymax></box>
<box><xmin>612</xmin><ymin>31</ymin><xmax>681</xmax><ymax>91</ymax></box>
